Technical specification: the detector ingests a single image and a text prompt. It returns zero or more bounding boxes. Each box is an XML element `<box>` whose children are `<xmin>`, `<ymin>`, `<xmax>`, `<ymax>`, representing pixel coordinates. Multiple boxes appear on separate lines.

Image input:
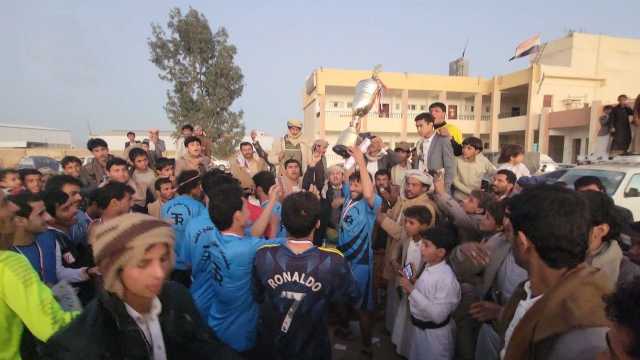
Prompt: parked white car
<box><xmin>558</xmin><ymin>156</ymin><xmax>640</xmax><ymax>221</ymax></box>
<box><xmin>211</xmin><ymin>157</ymin><xmax>230</xmax><ymax>171</ymax></box>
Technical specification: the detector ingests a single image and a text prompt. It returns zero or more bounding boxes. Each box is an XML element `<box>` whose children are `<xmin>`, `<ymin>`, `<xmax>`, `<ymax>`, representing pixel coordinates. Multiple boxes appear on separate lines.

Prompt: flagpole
<box><xmin>532</xmin><ymin>42</ymin><xmax>548</xmax><ymax>64</ymax></box>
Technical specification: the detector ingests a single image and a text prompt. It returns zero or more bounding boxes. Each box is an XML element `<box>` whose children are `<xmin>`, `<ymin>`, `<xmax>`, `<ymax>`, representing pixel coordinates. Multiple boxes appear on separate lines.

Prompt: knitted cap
<box><xmin>91</xmin><ymin>213</ymin><xmax>175</xmax><ymax>298</ymax></box>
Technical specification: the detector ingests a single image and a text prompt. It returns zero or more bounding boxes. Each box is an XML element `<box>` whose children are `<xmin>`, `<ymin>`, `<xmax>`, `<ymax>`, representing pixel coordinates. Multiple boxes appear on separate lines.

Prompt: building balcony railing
<box><xmin>324</xmin><ymin>110</ymin><xmax>403</xmax><ymax>119</ymax></box>
<box><xmin>325</xmin><ymin>110</ymin><xmax>493</xmax><ymax>121</ymax></box>
<box><xmin>498</xmin><ymin>112</ymin><xmax>527</xmax><ymax>119</ymax></box>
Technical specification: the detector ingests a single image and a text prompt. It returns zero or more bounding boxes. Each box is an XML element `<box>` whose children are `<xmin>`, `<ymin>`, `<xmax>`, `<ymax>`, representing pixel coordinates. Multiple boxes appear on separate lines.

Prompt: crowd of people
<box><xmin>1</xmin><ymin>100</ymin><xmax>640</xmax><ymax>360</ymax></box>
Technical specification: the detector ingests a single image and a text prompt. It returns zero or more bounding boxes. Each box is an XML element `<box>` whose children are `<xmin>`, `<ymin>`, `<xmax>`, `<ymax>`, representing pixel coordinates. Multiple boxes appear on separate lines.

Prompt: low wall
<box><xmin>0</xmin><ymin>148</ymin><xmax>179</xmax><ymax>168</ymax></box>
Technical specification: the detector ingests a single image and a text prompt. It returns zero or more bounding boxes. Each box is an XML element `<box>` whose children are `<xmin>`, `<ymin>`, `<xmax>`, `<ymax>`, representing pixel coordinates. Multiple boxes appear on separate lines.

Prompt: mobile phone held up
<box><xmin>403</xmin><ymin>263</ymin><xmax>413</xmax><ymax>279</ymax></box>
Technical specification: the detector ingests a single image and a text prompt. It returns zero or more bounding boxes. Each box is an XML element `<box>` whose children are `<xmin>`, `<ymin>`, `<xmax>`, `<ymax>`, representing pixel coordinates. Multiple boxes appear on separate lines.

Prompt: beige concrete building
<box><xmin>302</xmin><ymin>32</ymin><xmax>640</xmax><ymax>164</ymax></box>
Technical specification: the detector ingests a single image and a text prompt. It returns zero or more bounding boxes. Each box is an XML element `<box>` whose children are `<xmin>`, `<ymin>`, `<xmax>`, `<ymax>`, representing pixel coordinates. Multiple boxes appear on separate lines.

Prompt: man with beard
<box><xmin>230</xmin><ymin>142</ymin><xmax>268</xmax><ymax>179</ymax></box>
<box><xmin>492</xmin><ymin>169</ymin><xmax>516</xmax><ymax>201</ymax></box>
<box><xmin>377</xmin><ymin>169</ymin><xmax>438</xmax><ymax>333</ymax></box>
<box><xmin>81</xmin><ymin>138</ymin><xmax>113</xmax><ymax>188</ymax></box>
<box><xmin>333</xmin><ymin>145</ymin><xmax>382</xmax><ymax>358</ymax></box>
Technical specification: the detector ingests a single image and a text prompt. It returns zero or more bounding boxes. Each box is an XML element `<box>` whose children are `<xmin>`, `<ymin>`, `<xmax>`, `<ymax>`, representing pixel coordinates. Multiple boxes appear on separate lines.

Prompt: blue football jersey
<box><xmin>202</xmin><ymin>232</ymin><xmax>283</xmax><ymax>352</ymax></box>
<box><xmin>337</xmin><ymin>183</ymin><xmax>382</xmax><ymax>266</ymax></box>
<box><xmin>253</xmin><ymin>244</ymin><xmax>360</xmax><ymax>359</ymax></box>
<box><xmin>184</xmin><ymin>213</ymin><xmax>219</xmax><ymax>319</ymax></box>
<box><xmin>161</xmin><ymin>195</ymin><xmax>206</xmax><ymax>270</ymax></box>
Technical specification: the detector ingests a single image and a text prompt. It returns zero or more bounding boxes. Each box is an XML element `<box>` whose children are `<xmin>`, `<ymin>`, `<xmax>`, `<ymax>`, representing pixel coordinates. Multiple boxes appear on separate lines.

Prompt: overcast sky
<box><xmin>1</xmin><ymin>0</ymin><xmax>639</xmax><ymax>146</ymax></box>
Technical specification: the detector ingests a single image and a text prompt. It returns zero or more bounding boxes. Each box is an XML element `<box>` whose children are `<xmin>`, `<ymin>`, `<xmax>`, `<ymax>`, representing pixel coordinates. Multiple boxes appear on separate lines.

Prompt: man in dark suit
<box><xmin>411</xmin><ymin>112</ymin><xmax>456</xmax><ymax>190</ymax></box>
<box><xmin>610</xmin><ymin>94</ymin><xmax>633</xmax><ymax>156</ymax></box>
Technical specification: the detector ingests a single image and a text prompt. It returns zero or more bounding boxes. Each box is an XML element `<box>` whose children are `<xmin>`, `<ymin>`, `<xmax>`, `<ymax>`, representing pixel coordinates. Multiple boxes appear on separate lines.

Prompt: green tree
<box><xmin>149</xmin><ymin>7</ymin><xmax>244</xmax><ymax>157</ymax></box>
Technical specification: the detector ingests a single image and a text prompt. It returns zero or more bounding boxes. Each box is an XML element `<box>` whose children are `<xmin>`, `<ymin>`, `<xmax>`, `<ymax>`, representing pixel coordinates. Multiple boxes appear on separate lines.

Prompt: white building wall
<box><xmin>549</xmin><ymin>127</ymin><xmax>589</xmax><ymax>163</ymax></box>
<box><xmin>0</xmin><ymin>124</ymin><xmax>72</xmax><ymax>147</ymax></box>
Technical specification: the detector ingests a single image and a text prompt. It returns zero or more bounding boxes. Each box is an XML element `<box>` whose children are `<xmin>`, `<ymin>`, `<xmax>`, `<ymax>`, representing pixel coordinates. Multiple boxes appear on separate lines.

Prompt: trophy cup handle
<box><xmin>351</xmin><ymin>116</ymin><xmax>363</xmax><ymax>133</ymax></box>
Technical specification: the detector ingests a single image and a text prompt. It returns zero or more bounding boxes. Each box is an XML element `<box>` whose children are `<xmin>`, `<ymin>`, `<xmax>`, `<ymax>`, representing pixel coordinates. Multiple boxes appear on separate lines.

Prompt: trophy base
<box><xmin>332</xmin><ymin>145</ymin><xmax>351</xmax><ymax>159</ymax></box>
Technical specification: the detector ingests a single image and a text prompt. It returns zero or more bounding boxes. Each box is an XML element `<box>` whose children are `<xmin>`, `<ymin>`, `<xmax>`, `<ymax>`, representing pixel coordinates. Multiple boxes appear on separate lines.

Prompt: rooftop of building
<box><xmin>0</xmin><ymin>123</ymin><xmax>69</xmax><ymax>132</ymax></box>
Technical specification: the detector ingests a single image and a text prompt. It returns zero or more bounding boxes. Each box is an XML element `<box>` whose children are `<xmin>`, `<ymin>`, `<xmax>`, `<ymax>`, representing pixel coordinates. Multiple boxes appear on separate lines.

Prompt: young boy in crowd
<box><xmin>155</xmin><ymin>157</ymin><xmax>176</xmax><ymax>184</ymax></box>
<box><xmin>129</xmin><ymin>147</ymin><xmax>156</xmax><ymax>199</ymax></box>
<box><xmin>399</xmin><ymin>226</ymin><xmax>461</xmax><ymax>360</ymax></box>
<box><xmin>453</xmin><ymin>136</ymin><xmax>496</xmax><ymax>201</ymax></box>
<box><xmin>0</xmin><ymin>169</ymin><xmax>22</xmax><ymax>195</ymax></box>
<box><xmin>105</xmin><ymin>157</ymin><xmax>149</xmax><ymax>213</ymax></box>
<box><xmin>83</xmin><ymin>138</ymin><xmax>113</xmax><ymax>188</ymax></box>
<box><xmin>161</xmin><ymin>170</ymin><xmax>205</xmax><ymax>286</ymax></box>
<box><xmin>0</xmin><ymin>190</ymin><xmax>77</xmax><ymax>360</ymax></box>
<box><xmin>84</xmin><ymin>188</ymin><xmax>102</xmax><ymax>221</ymax></box>
<box><xmin>198</xmin><ymin>182</ymin><xmax>279</xmax><ymax>354</ymax></box>
<box><xmin>434</xmin><ymin>172</ymin><xmax>495</xmax><ymax>244</ymax></box>
<box><xmin>18</xmin><ymin>169</ymin><xmax>43</xmax><ymax>194</ymax></box>
<box><xmin>175</xmin><ymin>136</ymin><xmax>212</xmax><ymax>177</ymax></box>
<box><xmin>45</xmin><ymin>175</ymin><xmax>93</xmax><ymax>251</ymax></box>
<box><xmin>185</xmin><ymin>171</ymin><xmax>239</xmax><ymax>319</ymax></box>
<box><xmin>8</xmin><ymin>192</ymin><xmax>92</xmax><ymax>286</ymax></box>
<box><xmin>41</xmin><ymin>190</ymin><xmax>98</xmax><ymax>303</ymax></box>
<box><xmin>334</xmin><ymin>145</ymin><xmax>382</xmax><ymax>357</ymax></box>
<box><xmin>389</xmin><ymin>205</ymin><xmax>433</xmax><ymax>358</ymax></box>
<box><xmin>253</xmin><ymin>191</ymin><xmax>361</xmax><ymax>359</ymax></box>
<box><xmin>93</xmin><ymin>182</ymin><xmax>135</xmax><ymax>226</ymax></box>
<box><xmin>253</xmin><ymin>171</ymin><xmax>285</xmax><ymax>239</ymax></box>
<box><xmin>277</xmin><ymin>159</ymin><xmax>303</xmax><ymax>200</ymax></box>
<box><xmin>147</xmin><ymin>177</ymin><xmax>174</xmax><ymax>219</ymax></box>
<box><xmin>60</xmin><ymin>156</ymin><xmax>83</xmax><ymax>179</ymax></box>
<box><xmin>43</xmin><ymin>213</ymin><xmax>235</xmax><ymax>359</ymax></box>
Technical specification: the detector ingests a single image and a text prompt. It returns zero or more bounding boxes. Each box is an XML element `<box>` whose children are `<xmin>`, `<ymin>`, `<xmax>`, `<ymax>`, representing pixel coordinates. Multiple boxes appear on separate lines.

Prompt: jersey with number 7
<box><xmin>253</xmin><ymin>244</ymin><xmax>360</xmax><ymax>360</ymax></box>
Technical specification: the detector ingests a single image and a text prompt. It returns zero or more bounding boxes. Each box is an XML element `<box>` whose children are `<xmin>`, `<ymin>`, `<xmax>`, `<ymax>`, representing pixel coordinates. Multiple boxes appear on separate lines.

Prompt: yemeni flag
<box><xmin>509</xmin><ymin>34</ymin><xmax>541</xmax><ymax>61</ymax></box>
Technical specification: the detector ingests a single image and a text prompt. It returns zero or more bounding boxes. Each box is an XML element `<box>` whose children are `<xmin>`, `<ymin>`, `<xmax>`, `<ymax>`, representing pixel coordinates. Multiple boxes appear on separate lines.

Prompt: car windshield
<box><xmin>558</xmin><ymin>169</ymin><xmax>626</xmax><ymax>196</ymax></box>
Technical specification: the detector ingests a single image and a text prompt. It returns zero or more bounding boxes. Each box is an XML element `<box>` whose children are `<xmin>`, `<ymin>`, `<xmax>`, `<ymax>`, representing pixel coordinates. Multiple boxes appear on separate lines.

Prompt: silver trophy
<box><xmin>333</xmin><ymin>65</ymin><xmax>386</xmax><ymax>159</ymax></box>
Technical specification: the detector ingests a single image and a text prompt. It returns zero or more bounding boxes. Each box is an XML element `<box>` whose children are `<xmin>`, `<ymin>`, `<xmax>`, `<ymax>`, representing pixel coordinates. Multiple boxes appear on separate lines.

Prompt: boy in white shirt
<box><xmin>389</xmin><ymin>205</ymin><xmax>433</xmax><ymax>358</ymax></box>
<box><xmin>399</xmin><ymin>226</ymin><xmax>461</xmax><ymax>360</ymax></box>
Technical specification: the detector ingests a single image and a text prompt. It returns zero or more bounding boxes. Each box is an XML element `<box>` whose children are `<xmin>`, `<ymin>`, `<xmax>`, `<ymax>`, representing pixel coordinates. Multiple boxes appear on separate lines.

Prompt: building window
<box><xmin>471</xmin><ymin>106</ymin><xmax>474</xmax><ymax>112</ymax></box>
<box><xmin>543</xmin><ymin>95</ymin><xmax>553</xmax><ymax>108</ymax></box>
<box><xmin>409</xmin><ymin>104</ymin><xmax>416</xmax><ymax>111</ymax></box>
<box><xmin>333</xmin><ymin>102</ymin><xmax>339</xmax><ymax>108</ymax></box>
<box><xmin>420</xmin><ymin>105</ymin><xmax>426</xmax><ymax>111</ymax></box>
<box><xmin>486</xmin><ymin>106</ymin><xmax>490</xmax><ymax>113</ymax></box>
<box><xmin>395</xmin><ymin>103</ymin><xmax>400</xmax><ymax>110</ymax></box>
<box><xmin>347</xmin><ymin>102</ymin><xmax>352</xmax><ymax>108</ymax></box>
<box><xmin>379</xmin><ymin>104</ymin><xmax>390</xmax><ymax>118</ymax></box>
<box><xmin>625</xmin><ymin>174</ymin><xmax>640</xmax><ymax>198</ymax></box>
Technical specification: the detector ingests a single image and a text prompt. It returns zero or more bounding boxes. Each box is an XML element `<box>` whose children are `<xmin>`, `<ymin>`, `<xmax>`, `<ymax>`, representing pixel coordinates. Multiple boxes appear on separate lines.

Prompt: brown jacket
<box><xmin>500</xmin><ymin>264</ymin><xmax>611</xmax><ymax>360</ymax></box>
<box><xmin>81</xmin><ymin>155</ymin><xmax>113</xmax><ymax>188</ymax></box>
<box><xmin>147</xmin><ymin>199</ymin><xmax>166</xmax><ymax>219</ymax></box>
<box><xmin>175</xmin><ymin>153</ymin><xmax>212</xmax><ymax>178</ymax></box>
<box><xmin>380</xmin><ymin>192</ymin><xmax>437</xmax><ymax>280</ymax></box>
<box><xmin>229</xmin><ymin>157</ymin><xmax>267</xmax><ymax>179</ymax></box>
